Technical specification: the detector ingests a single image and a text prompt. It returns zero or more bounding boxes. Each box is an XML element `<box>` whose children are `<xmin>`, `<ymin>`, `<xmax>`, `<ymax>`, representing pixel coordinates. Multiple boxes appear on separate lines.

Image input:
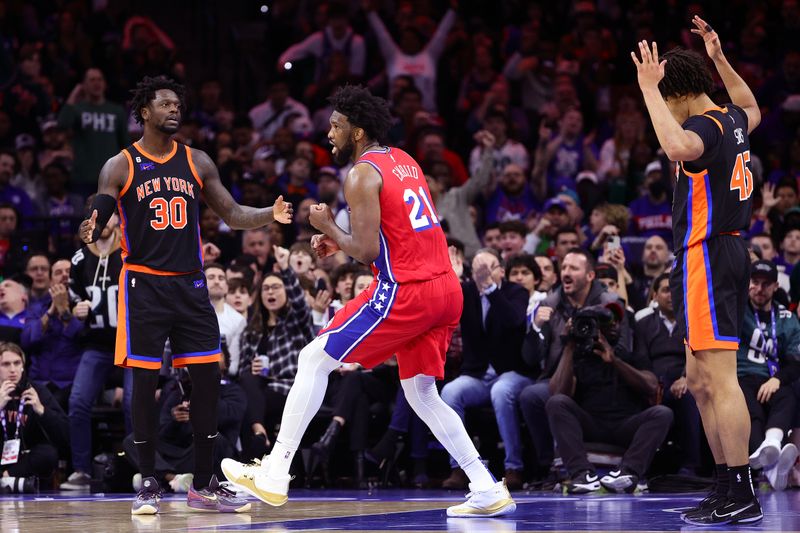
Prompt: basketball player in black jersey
<box><xmin>633</xmin><ymin>17</ymin><xmax>762</xmax><ymax>525</ymax></box>
<box><xmin>79</xmin><ymin>76</ymin><xmax>293</xmax><ymax>515</ymax></box>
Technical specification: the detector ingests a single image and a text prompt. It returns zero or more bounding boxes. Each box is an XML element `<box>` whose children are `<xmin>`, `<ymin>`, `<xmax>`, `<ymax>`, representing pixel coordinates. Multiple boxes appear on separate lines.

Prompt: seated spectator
<box><xmin>24</xmin><ymin>254</ymin><xmax>51</xmax><ymax>313</ymax></box>
<box><xmin>595</xmin><ymin>262</ymin><xmax>628</xmax><ymax>309</ymax></box>
<box><xmin>553</xmin><ymin>227</ymin><xmax>581</xmax><ymax>266</ymax></box>
<box><xmin>635</xmin><ymin>273</ymin><xmax>702</xmax><ymax>475</ymax></box>
<box><xmin>278</xmin><ymin>1</ymin><xmax>366</xmax><ymax>81</ymax></box>
<box><xmin>0</xmin><ymin>342</ymin><xmax>69</xmax><ymax>492</ymax></box>
<box><xmin>482</xmin><ymin>222</ymin><xmax>502</xmax><ymax>253</ymax></box>
<box><xmin>587</xmin><ymin>202</ymin><xmax>630</xmax><ymax>253</ymax></box>
<box><xmin>440</xmin><ymin>248</ymin><xmax>531</xmax><ymax>490</ymax></box>
<box><xmin>776</xmin><ymin>227</ymin><xmax>800</xmax><ymax>276</ymax></box>
<box><xmin>498</xmin><ymin>220</ymin><xmax>528</xmax><ymax>261</ymax></box>
<box><xmin>205</xmin><ymin>264</ymin><xmax>246</xmax><ymax>378</ymax></box>
<box><xmin>596</xmin><ymin>111</ymin><xmax>646</xmax><ymax>184</ymax></box>
<box><xmin>241</xmin><ymin>227</ymin><xmax>274</xmax><ymax>275</ymax></box>
<box><xmin>484</xmin><ymin>163</ymin><xmax>539</xmax><ymax>225</ymax></box>
<box><xmin>628</xmin><ymin>161</ymin><xmax>673</xmax><ymax>244</ymax></box>
<box><xmin>0</xmin><ymin>275</ymin><xmax>29</xmax><ymax>344</ymax></box>
<box><xmin>37</xmin><ymin>161</ymin><xmax>83</xmax><ymax>258</ymax></box>
<box><xmin>123</xmin><ymin>366</ymin><xmax>247</xmax><ymax>493</ymax></box>
<box><xmin>506</xmin><ymin>254</ymin><xmax>545</xmax><ymax>317</ymax></box>
<box><xmin>279</xmin><ymin>156</ymin><xmax>318</xmax><ymax>207</ymax></box>
<box><xmin>739</xmin><ymin>261</ymin><xmax>800</xmax><ymax>491</ymax></box>
<box><xmin>546</xmin><ymin>300</ymin><xmax>671</xmax><ymax>494</ymax></box>
<box><xmin>200</xmin><ymin>206</ymin><xmax>240</xmax><ymax>266</ymax></box>
<box><xmin>534</xmin><ymin>254</ymin><xmax>559</xmax><ymax>293</ymax></box>
<box><xmin>519</xmin><ymin>249</ymin><xmax>620</xmax><ymax>478</ymax></box>
<box><xmin>12</xmin><ymin>134</ymin><xmax>45</xmax><ymax>205</ymax></box>
<box><xmin>750</xmin><ymin>233</ymin><xmax>791</xmax><ymax>292</ymax></box>
<box><xmin>237</xmin><ymin>247</ymin><xmax>314</xmax><ymax>459</ymax></box>
<box><xmin>248</xmin><ymin>79</ymin><xmax>310</xmax><ymax>142</ymax></box>
<box><xmin>629</xmin><ymin>235</ymin><xmax>671</xmax><ymax>312</ymax></box>
<box><xmin>226</xmin><ymin>277</ymin><xmax>253</xmax><ymax>319</ymax></box>
<box><xmin>22</xmin><ymin>258</ymin><xmax>83</xmax><ymax>410</ymax></box>
<box><xmin>469</xmin><ymin>107</ymin><xmax>530</xmax><ymax>181</ymax></box>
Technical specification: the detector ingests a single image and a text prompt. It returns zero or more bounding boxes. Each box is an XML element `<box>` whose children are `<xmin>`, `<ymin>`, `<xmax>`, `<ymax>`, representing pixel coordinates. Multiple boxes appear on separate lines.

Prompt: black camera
<box><xmin>569</xmin><ymin>306</ymin><xmax>615</xmax><ymax>357</ymax></box>
<box><xmin>12</xmin><ymin>372</ymin><xmax>29</xmax><ymax>398</ymax></box>
<box><xmin>0</xmin><ymin>476</ymin><xmax>38</xmax><ymax>494</ymax></box>
<box><xmin>176</xmin><ymin>369</ymin><xmax>192</xmax><ymax>403</ymax></box>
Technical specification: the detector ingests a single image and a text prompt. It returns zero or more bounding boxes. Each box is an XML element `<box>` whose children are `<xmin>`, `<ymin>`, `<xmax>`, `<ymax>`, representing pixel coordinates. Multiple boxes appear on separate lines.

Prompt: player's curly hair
<box><xmin>658</xmin><ymin>47</ymin><xmax>714</xmax><ymax>99</ymax></box>
<box><xmin>328</xmin><ymin>85</ymin><xmax>393</xmax><ymax>143</ymax></box>
<box><xmin>130</xmin><ymin>75</ymin><xmax>186</xmax><ymax>125</ymax></box>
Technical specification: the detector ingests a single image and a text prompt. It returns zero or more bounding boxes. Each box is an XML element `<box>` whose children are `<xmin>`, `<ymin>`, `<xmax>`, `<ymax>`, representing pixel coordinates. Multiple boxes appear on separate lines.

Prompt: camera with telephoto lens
<box><xmin>0</xmin><ymin>475</ymin><xmax>38</xmax><ymax>494</ymax></box>
<box><xmin>569</xmin><ymin>306</ymin><xmax>615</xmax><ymax>357</ymax></box>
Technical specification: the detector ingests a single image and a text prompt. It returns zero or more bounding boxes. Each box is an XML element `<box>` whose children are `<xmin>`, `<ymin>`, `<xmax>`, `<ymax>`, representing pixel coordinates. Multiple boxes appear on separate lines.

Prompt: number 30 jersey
<box><xmin>672</xmin><ymin>104</ymin><xmax>753</xmax><ymax>252</ymax></box>
<box><xmin>356</xmin><ymin>147</ymin><xmax>452</xmax><ymax>283</ymax></box>
<box><xmin>118</xmin><ymin>141</ymin><xmax>204</xmax><ymax>273</ymax></box>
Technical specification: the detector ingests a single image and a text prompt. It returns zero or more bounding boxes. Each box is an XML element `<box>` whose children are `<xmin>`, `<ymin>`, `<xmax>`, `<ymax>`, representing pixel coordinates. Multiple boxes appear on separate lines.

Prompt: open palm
<box><xmin>272</xmin><ymin>195</ymin><xmax>293</xmax><ymax>224</ymax></box>
<box><xmin>690</xmin><ymin>15</ymin><xmax>722</xmax><ymax>61</ymax></box>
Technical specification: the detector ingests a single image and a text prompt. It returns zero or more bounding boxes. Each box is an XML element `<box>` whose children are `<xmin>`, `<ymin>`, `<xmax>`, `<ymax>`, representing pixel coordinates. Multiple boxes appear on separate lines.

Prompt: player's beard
<box><xmin>157</xmin><ymin>118</ymin><xmax>180</xmax><ymax>134</ymax></box>
<box><xmin>333</xmin><ymin>136</ymin><xmax>355</xmax><ymax>166</ymax></box>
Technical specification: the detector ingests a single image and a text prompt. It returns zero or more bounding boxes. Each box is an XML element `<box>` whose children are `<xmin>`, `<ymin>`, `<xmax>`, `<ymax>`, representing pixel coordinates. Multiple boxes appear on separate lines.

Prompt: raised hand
<box><xmin>690</xmin><ymin>15</ymin><xmax>723</xmax><ymax>61</ymax></box>
<box><xmin>631</xmin><ymin>40</ymin><xmax>666</xmax><ymax>90</ymax></box>
<box><xmin>80</xmin><ymin>210</ymin><xmax>97</xmax><ymax>244</ymax></box>
<box><xmin>311</xmin><ymin>233</ymin><xmax>341</xmax><ymax>258</ymax></box>
<box><xmin>272</xmin><ymin>195</ymin><xmax>293</xmax><ymax>224</ymax></box>
<box><xmin>309</xmin><ymin>203</ymin><xmax>334</xmax><ymax>232</ymax></box>
<box><xmin>273</xmin><ymin>245</ymin><xmax>290</xmax><ymax>271</ymax></box>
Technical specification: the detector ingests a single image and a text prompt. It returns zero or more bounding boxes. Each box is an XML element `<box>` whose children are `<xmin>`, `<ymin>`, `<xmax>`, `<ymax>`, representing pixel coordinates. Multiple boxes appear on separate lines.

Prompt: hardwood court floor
<box><xmin>2</xmin><ymin>489</ymin><xmax>800</xmax><ymax>532</ymax></box>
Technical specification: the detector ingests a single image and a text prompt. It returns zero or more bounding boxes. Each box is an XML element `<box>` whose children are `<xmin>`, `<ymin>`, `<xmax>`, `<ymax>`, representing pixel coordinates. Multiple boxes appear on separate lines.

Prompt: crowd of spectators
<box><xmin>2</xmin><ymin>0</ymin><xmax>800</xmax><ymax>495</ymax></box>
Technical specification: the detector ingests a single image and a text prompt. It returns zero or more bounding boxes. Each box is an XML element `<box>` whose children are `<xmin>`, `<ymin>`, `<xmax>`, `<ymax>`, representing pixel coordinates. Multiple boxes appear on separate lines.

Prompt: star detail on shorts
<box><xmin>374</xmin><ymin>302</ymin><xmax>385</xmax><ymax>311</ymax></box>
<box><xmin>378</xmin><ymin>293</ymin><xmax>387</xmax><ymax>302</ymax></box>
<box><xmin>382</xmin><ymin>282</ymin><xmax>390</xmax><ymax>292</ymax></box>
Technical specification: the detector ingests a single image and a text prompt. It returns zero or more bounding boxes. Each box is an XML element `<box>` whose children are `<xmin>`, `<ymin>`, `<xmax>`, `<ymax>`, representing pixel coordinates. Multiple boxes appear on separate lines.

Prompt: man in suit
<box><xmin>440</xmin><ymin>248</ymin><xmax>531</xmax><ymax>490</ymax></box>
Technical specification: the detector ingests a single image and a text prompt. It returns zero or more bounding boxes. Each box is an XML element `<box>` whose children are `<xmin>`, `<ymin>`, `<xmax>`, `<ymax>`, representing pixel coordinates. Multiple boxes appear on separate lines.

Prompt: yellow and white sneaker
<box><xmin>252</xmin><ymin>468</ymin><xmax>291</xmax><ymax>507</ymax></box>
<box><xmin>220</xmin><ymin>456</ymin><xmax>269</xmax><ymax>499</ymax></box>
<box><xmin>446</xmin><ymin>480</ymin><xmax>516</xmax><ymax>518</ymax></box>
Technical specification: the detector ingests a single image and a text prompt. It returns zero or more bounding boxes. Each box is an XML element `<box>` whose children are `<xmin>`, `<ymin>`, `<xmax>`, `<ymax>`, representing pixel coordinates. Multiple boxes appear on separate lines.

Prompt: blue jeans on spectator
<box><xmin>440</xmin><ymin>369</ymin><xmax>533</xmax><ymax>471</ymax></box>
<box><xmin>519</xmin><ymin>379</ymin><xmax>553</xmax><ymax>468</ymax></box>
<box><xmin>68</xmin><ymin>349</ymin><xmax>133</xmax><ymax>473</ymax></box>
<box><xmin>388</xmin><ymin>388</ymin><xmax>430</xmax><ymax>459</ymax></box>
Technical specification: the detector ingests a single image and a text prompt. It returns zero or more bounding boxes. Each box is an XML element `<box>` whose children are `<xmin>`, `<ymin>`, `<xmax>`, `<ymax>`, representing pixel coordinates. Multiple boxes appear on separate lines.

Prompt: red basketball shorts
<box><xmin>318</xmin><ymin>270</ymin><xmax>463</xmax><ymax>379</ymax></box>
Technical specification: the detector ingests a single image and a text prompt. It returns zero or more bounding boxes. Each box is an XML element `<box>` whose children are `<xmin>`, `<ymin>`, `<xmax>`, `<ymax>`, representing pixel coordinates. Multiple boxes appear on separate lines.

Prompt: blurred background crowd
<box><xmin>2</xmin><ymin>0</ymin><xmax>800</xmax><ymax>496</ymax></box>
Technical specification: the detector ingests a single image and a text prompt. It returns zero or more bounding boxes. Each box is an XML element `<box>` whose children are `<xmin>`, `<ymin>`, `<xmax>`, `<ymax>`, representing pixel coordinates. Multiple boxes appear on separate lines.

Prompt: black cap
<box><xmin>595</xmin><ymin>262</ymin><xmax>618</xmax><ymax>281</ymax></box>
<box><xmin>751</xmin><ymin>260</ymin><xmax>778</xmax><ymax>283</ymax></box>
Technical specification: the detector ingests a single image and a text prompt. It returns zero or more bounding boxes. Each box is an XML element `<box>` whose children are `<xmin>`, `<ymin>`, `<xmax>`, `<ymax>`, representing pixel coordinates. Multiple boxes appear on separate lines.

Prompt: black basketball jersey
<box><xmin>672</xmin><ymin>104</ymin><xmax>753</xmax><ymax>252</ymax></box>
<box><xmin>118</xmin><ymin>141</ymin><xmax>203</xmax><ymax>273</ymax></box>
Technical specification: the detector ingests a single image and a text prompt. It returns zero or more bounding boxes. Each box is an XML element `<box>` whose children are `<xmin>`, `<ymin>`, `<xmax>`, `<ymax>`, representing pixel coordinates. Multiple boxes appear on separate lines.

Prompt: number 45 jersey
<box><xmin>118</xmin><ymin>141</ymin><xmax>203</xmax><ymax>273</ymax></box>
<box><xmin>358</xmin><ymin>147</ymin><xmax>452</xmax><ymax>283</ymax></box>
<box><xmin>672</xmin><ymin>103</ymin><xmax>753</xmax><ymax>252</ymax></box>
<box><xmin>69</xmin><ymin>231</ymin><xmax>124</xmax><ymax>352</ymax></box>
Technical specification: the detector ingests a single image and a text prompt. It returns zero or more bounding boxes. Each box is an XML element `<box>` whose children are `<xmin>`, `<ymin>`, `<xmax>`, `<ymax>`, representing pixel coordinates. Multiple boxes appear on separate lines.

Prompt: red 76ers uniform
<box><xmin>318</xmin><ymin>147</ymin><xmax>463</xmax><ymax>379</ymax></box>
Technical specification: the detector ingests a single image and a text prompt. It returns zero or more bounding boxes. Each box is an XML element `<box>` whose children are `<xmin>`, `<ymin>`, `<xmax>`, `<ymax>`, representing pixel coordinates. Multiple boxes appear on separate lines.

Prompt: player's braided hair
<box><xmin>328</xmin><ymin>85</ymin><xmax>393</xmax><ymax>143</ymax></box>
<box><xmin>658</xmin><ymin>47</ymin><xmax>714</xmax><ymax>99</ymax></box>
<box><xmin>130</xmin><ymin>75</ymin><xmax>187</xmax><ymax>125</ymax></box>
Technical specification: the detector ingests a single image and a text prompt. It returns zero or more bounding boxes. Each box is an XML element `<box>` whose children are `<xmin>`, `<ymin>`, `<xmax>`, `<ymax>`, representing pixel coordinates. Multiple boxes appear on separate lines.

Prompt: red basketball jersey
<box><xmin>357</xmin><ymin>147</ymin><xmax>451</xmax><ymax>283</ymax></box>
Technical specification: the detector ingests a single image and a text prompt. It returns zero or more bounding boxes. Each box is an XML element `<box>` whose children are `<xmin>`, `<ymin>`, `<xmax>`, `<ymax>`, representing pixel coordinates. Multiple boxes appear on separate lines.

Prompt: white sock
<box><xmin>267</xmin><ymin>336</ymin><xmax>341</xmax><ymax>478</ymax></box>
<box><xmin>766</xmin><ymin>428</ymin><xmax>784</xmax><ymax>446</ymax></box>
<box><xmin>401</xmin><ymin>375</ymin><xmax>495</xmax><ymax>492</ymax></box>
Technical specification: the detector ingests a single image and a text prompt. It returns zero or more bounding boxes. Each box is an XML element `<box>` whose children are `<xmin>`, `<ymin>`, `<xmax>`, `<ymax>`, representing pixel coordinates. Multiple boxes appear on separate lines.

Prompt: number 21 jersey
<box><xmin>672</xmin><ymin>104</ymin><xmax>753</xmax><ymax>252</ymax></box>
<box><xmin>118</xmin><ymin>141</ymin><xmax>204</xmax><ymax>273</ymax></box>
<box><xmin>357</xmin><ymin>147</ymin><xmax>451</xmax><ymax>283</ymax></box>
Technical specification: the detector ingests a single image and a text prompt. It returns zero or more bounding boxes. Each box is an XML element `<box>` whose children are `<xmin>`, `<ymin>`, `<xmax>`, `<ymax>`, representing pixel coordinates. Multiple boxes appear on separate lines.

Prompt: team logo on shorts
<box><xmin>194</xmin><ymin>279</ymin><xmax>205</xmax><ymax>288</ymax></box>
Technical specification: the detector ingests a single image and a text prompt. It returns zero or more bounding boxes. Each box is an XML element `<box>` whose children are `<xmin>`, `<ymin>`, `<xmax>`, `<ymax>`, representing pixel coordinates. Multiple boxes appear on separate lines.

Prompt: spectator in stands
<box><xmin>417</xmin><ymin>129</ymin><xmax>468</xmax><ymax>186</ymax></box>
<box><xmin>0</xmin><ymin>150</ymin><xmax>36</xmax><ymax>224</ymax></box>
<box><xmin>23</xmin><ymin>258</ymin><xmax>82</xmax><ymax>408</ymax></box>
<box><xmin>499</xmin><ymin>220</ymin><xmax>528</xmax><ymax>261</ymax></box>
<box><xmin>595</xmin><ymin>262</ymin><xmax>629</xmax><ymax>309</ymax></box>
<box><xmin>241</xmin><ymin>227</ymin><xmax>273</xmax><ymax>274</ymax></box>
<box><xmin>57</xmin><ymin>68</ymin><xmax>127</xmax><ymax>195</ymax></box>
<box><xmin>205</xmin><ymin>264</ymin><xmax>246</xmax><ymax>378</ymax></box>
<box><xmin>4</xmin><ymin>44</ymin><xmax>52</xmax><ymax>136</ymax></box>
<box><xmin>506</xmin><ymin>254</ymin><xmax>545</xmax><ymax>317</ymax></box>
<box><xmin>61</xmin><ymin>207</ymin><xmax>131</xmax><ymax>490</ymax></box>
<box><xmin>546</xmin><ymin>299</ymin><xmax>671</xmax><ymax>494</ymax></box>
<box><xmin>37</xmin><ymin>118</ymin><xmax>73</xmax><ymax>175</ymax></box>
<box><xmin>0</xmin><ymin>342</ymin><xmax>69</xmax><ymax>492</ymax></box>
<box><xmin>0</xmin><ymin>205</ymin><xmax>18</xmax><ymax>274</ymax></box>
<box><xmin>533</xmin><ymin>107</ymin><xmax>597</xmax><ymax>195</ymax></box>
<box><xmin>482</xmin><ymin>222</ymin><xmax>502</xmax><ymax>252</ymax></box>
<box><xmin>629</xmin><ymin>235</ymin><xmax>672</xmax><ymax>311</ymax></box>
<box><xmin>440</xmin><ymin>248</ymin><xmax>531</xmax><ymax>490</ymax></box>
<box><xmin>553</xmin><ymin>227</ymin><xmax>581</xmax><ymax>265</ymax></box>
<box><xmin>23</xmin><ymin>254</ymin><xmax>51</xmax><ymax>316</ymax></box>
<box><xmin>485</xmin><ymin>163</ymin><xmax>538</xmax><ymax>225</ymax></box>
<box><xmin>777</xmin><ymin>227</ymin><xmax>800</xmax><ymax>276</ymax></box>
<box><xmin>457</xmin><ymin>44</ymin><xmax>498</xmax><ymax>115</ymax></box>
<box><xmin>751</xmin><ymin>232</ymin><xmax>792</xmax><ymax>292</ymax></box>
<box><xmin>199</xmin><ymin>206</ymin><xmax>239</xmax><ymax>266</ymax></box>
<box><xmin>237</xmin><ymin>247</ymin><xmax>314</xmax><ymax>459</ymax></box>
<box><xmin>0</xmin><ymin>275</ymin><xmax>30</xmax><ymax>344</ymax></box>
<box><xmin>13</xmin><ymin>134</ymin><xmax>42</xmax><ymax>204</ymax></box>
<box><xmin>502</xmin><ymin>22</ymin><xmax>552</xmax><ymax>115</ymax></box>
<box><xmin>534</xmin><ymin>254</ymin><xmax>559</xmax><ymax>293</ymax></box>
<box><xmin>518</xmin><ymin>249</ymin><xmax>620</xmax><ymax>478</ymax></box>
<box><xmin>587</xmin><ymin>202</ymin><xmax>629</xmax><ymax>253</ymax></box>
<box><xmin>280</xmin><ymin>156</ymin><xmax>318</xmax><ymax>207</ymax></box>
<box><xmin>469</xmin><ymin>107</ymin><xmax>530</xmax><ymax>180</ymax></box>
<box><xmin>525</xmin><ymin>198</ymin><xmax>570</xmax><ymax>256</ymax></box>
<box><xmin>278</xmin><ymin>1</ymin><xmax>366</xmax><ymax>81</ymax></box>
<box><xmin>123</xmin><ymin>366</ymin><xmax>247</xmax><ymax>493</ymax></box>
<box><xmin>628</xmin><ymin>161</ymin><xmax>673</xmax><ymax>243</ymax></box>
<box><xmin>739</xmin><ymin>260</ymin><xmax>800</xmax><ymax>491</ymax></box>
<box><xmin>635</xmin><ymin>273</ymin><xmax>702</xmax><ymax>475</ymax></box>
<box><xmin>249</xmin><ymin>79</ymin><xmax>310</xmax><ymax>142</ymax></box>
<box><xmin>365</xmin><ymin>2</ymin><xmax>456</xmax><ymax>112</ymax></box>
<box><xmin>427</xmin><ymin>131</ymin><xmax>494</xmax><ymax>257</ymax></box>
<box><xmin>37</xmin><ymin>161</ymin><xmax>83</xmax><ymax>257</ymax></box>
<box><xmin>227</xmin><ymin>278</ymin><xmax>252</xmax><ymax>319</ymax></box>
<box><xmin>596</xmin><ymin>111</ymin><xmax>646</xmax><ymax>184</ymax></box>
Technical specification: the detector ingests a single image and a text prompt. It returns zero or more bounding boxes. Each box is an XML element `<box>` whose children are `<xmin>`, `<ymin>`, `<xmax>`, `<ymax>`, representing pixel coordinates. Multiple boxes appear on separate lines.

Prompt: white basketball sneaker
<box><xmin>220</xmin><ymin>455</ymin><xmax>270</xmax><ymax>499</ymax></box>
<box><xmin>446</xmin><ymin>480</ymin><xmax>516</xmax><ymax>518</ymax></box>
<box><xmin>252</xmin><ymin>466</ymin><xmax>292</xmax><ymax>507</ymax></box>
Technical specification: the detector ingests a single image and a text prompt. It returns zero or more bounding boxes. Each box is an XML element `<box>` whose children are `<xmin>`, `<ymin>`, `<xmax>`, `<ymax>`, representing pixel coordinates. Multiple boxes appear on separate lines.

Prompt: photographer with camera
<box><xmin>0</xmin><ymin>342</ymin><xmax>69</xmax><ymax>493</ymax></box>
<box><xmin>546</xmin><ymin>298</ymin><xmax>672</xmax><ymax>494</ymax></box>
<box><xmin>518</xmin><ymin>248</ymin><xmax>622</xmax><ymax>478</ymax></box>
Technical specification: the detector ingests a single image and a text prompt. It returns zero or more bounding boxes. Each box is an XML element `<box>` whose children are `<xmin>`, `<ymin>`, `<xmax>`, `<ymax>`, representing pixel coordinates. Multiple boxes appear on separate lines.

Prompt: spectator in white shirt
<box><xmin>205</xmin><ymin>263</ymin><xmax>246</xmax><ymax>377</ymax></box>
<box><xmin>248</xmin><ymin>79</ymin><xmax>310</xmax><ymax>142</ymax></box>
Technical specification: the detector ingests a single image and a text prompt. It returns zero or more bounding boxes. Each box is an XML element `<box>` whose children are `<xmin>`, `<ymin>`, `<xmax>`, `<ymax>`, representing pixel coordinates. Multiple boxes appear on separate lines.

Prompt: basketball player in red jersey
<box><xmin>633</xmin><ymin>17</ymin><xmax>761</xmax><ymax>525</ymax></box>
<box><xmin>79</xmin><ymin>76</ymin><xmax>292</xmax><ymax>515</ymax></box>
<box><xmin>221</xmin><ymin>85</ymin><xmax>516</xmax><ymax>518</ymax></box>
